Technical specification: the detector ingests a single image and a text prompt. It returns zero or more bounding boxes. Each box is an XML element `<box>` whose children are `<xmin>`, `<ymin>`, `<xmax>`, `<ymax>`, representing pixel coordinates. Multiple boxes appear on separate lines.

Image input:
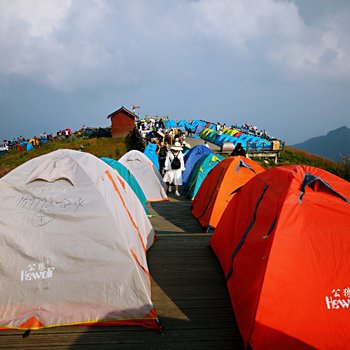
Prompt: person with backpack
<box><xmin>163</xmin><ymin>141</ymin><xmax>185</xmax><ymax>197</ymax></box>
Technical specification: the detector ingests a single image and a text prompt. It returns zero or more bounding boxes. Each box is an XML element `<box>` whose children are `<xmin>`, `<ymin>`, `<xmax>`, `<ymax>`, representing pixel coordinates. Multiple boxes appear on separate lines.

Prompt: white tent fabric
<box><xmin>119</xmin><ymin>150</ymin><xmax>168</xmax><ymax>202</ymax></box>
<box><xmin>0</xmin><ymin>149</ymin><xmax>156</xmax><ymax>329</ymax></box>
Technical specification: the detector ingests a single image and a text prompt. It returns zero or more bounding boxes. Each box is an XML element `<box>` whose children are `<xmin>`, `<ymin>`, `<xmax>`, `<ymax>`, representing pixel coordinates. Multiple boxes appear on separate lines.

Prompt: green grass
<box><xmin>0</xmin><ymin>136</ymin><xmax>127</xmax><ymax>177</ymax></box>
<box><xmin>227</xmin><ymin>145</ymin><xmax>349</xmax><ymax>181</ymax></box>
<box><xmin>271</xmin><ymin>146</ymin><xmax>348</xmax><ymax>181</ymax></box>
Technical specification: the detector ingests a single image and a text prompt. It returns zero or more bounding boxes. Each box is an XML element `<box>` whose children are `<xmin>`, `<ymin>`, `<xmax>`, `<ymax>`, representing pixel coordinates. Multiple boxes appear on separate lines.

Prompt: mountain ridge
<box><xmin>291</xmin><ymin>125</ymin><xmax>350</xmax><ymax>161</ymax></box>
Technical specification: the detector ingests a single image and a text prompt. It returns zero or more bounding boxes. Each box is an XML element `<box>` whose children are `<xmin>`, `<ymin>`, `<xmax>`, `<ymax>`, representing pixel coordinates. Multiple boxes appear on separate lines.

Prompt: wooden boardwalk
<box><xmin>147</xmin><ymin>195</ymin><xmax>244</xmax><ymax>349</ymax></box>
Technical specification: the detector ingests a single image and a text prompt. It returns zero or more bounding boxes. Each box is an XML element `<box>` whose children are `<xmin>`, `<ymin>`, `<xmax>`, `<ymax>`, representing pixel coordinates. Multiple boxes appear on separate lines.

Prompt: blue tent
<box><xmin>233</xmin><ymin>134</ymin><xmax>255</xmax><ymax>148</ymax></box>
<box><xmin>163</xmin><ymin>119</ymin><xmax>178</xmax><ymax>129</ymax></box>
<box><xmin>144</xmin><ymin>143</ymin><xmax>159</xmax><ymax>170</ymax></box>
<box><xmin>194</xmin><ymin>124</ymin><xmax>205</xmax><ymax>135</ymax></box>
<box><xmin>235</xmin><ymin>133</ymin><xmax>253</xmax><ymax>142</ymax></box>
<box><xmin>186</xmin><ymin>153</ymin><xmax>224</xmax><ymax>200</ymax></box>
<box><xmin>101</xmin><ymin>157</ymin><xmax>150</xmax><ymax>215</ymax></box>
<box><xmin>39</xmin><ymin>137</ymin><xmax>49</xmax><ymax>144</ymax></box>
<box><xmin>182</xmin><ymin>145</ymin><xmax>213</xmax><ymax>185</ymax></box>
<box><xmin>190</xmin><ymin>120</ymin><xmax>206</xmax><ymax>128</ymax></box>
<box><xmin>246</xmin><ymin>136</ymin><xmax>272</xmax><ymax>151</ymax></box>
<box><xmin>176</xmin><ymin>126</ymin><xmax>186</xmax><ymax>133</ymax></box>
<box><xmin>178</xmin><ymin>119</ymin><xmax>196</xmax><ymax>132</ymax></box>
<box><xmin>214</xmin><ymin>133</ymin><xmax>233</xmax><ymax>146</ymax></box>
<box><xmin>20</xmin><ymin>141</ymin><xmax>34</xmax><ymax>151</ymax></box>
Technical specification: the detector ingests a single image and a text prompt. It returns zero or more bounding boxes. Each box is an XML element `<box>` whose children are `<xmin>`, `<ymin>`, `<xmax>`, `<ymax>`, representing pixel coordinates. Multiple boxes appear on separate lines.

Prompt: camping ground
<box><xmin>0</xmin><ymin>133</ymin><xmax>349</xmax><ymax>348</ymax></box>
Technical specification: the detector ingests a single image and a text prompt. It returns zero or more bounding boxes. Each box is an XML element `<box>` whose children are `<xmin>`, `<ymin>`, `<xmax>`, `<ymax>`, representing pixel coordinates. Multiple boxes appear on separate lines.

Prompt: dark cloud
<box><xmin>0</xmin><ymin>0</ymin><xmax>349</xmax><ymax>143</ymax></box>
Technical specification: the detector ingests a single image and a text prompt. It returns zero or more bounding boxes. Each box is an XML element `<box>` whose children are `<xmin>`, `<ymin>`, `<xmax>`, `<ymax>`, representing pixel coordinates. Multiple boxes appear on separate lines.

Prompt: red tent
<box><xmin>211</xmin><ymin>165</ymin><xmax>350</xmax><ymax>349</ymax></box>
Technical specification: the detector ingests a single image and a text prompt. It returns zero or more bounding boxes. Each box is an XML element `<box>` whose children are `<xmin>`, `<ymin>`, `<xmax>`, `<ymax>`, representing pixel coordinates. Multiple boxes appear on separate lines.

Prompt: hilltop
<box><xmin>0</xmin><ymin>136</ymin><xmax>127</xmax><ymax>178</ymax></box>
<box><xmin>1</xmin><ymin>132</ymin><xmax>349</xmax><ymax>181</ymax></box>
<box><xmin>291</xmin><ymin>126</ymin><xmax>350</xmax><ymax>162</ymax></box>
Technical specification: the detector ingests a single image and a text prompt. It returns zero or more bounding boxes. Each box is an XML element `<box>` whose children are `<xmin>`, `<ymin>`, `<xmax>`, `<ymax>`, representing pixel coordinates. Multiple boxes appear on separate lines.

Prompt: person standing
<box><xmin>158</xmin><ymin>141</ymin><xmax>168</xmax><ymax>176</ymax></box>
<box><xmin>163</xmin><ymin>141</ymin><xmax>185</xmax><ymax>197</ymax></box>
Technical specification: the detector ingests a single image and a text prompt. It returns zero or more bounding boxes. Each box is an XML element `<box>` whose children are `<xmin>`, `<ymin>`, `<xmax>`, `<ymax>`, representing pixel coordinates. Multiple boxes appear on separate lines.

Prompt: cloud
<box><xmin>267</xmin><ymin>11</ymin><xmax>350</xmax><ymax>79</ymax></box>
<box><xmin>0</xmin><ymin>0</ymin><xmax>349</xmax><ymax>93</ymax></box>
<box><xmin>193</xmin><ymin>0</ymin><xmax>350</xmax><ymax>80</ymax></box>
<box><xmin>0</xmin><ymin>0</ymin><xmax>72</xmax><ymax>38</ymax></box>
<box><xmin>192</xmin><ymin>0</ymin><xmax>304</xmax><ymax>51</ymax></box>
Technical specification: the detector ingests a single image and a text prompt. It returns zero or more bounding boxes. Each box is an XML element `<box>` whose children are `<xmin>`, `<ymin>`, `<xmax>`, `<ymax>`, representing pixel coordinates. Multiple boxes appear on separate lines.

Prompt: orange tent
<box><xmin>192</xmin><ymin>156</ymin><xmax>264</xmax><ymax>231</ymax></box>
<box><xmin>211</xmin><ymin>165</ymin><xmax>350</xmax><ymax>349</ymax></box>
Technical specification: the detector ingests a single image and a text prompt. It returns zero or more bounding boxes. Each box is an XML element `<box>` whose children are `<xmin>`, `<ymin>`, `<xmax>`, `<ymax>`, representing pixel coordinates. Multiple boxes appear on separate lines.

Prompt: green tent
<box><xmin>226</xmin><ymin>129</ymin><xmax>239</xmax><ymax>136</ymax></box>
<box><xmin>101</xmin><ymin>157</ymin><xmax>150</xmax><ymax>216</ymax></box>
<box><xmin>186</xmin><ymin>153</ymin><xmax>224</xmax><ymax>200</ymax></box>
<box><xmin>204</xmin><ymin>130</ymin><xmax>218</xmax><ymax>143</ymax></box>
<box><xmin>199</xmin><ymin>128</ymin><xmax>214</xmax><ymax>138</ymax></box>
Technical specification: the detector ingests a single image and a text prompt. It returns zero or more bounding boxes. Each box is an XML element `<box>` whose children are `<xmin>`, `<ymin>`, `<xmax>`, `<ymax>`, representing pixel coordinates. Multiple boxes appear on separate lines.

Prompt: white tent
<box><xmin>0</xmin><ymin>149</ymin><xmax>158</xmax><ymax>330</ymax></box>
<box><xmin>119</xmin><ymin>150</ymin><xmax>168</xmax><ymax>202</ymax></box>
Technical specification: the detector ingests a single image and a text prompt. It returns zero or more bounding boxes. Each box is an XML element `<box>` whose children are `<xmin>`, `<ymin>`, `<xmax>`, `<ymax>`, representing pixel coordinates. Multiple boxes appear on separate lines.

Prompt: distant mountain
<box><xmin>291</xmin><ymin>126</ymin><xmax>350</xmax><ymax>162</ymax></box>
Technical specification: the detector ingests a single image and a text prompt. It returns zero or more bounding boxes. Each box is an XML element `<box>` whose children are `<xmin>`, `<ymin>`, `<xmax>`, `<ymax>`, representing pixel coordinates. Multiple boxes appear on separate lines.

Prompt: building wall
<box><xmin>110</xmin><ymin>112</ymin><xmax>135</xmax><ymax>138</ymax></box>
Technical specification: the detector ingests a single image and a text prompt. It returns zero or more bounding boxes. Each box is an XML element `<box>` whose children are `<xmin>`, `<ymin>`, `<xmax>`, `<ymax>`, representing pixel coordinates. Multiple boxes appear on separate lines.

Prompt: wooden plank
<box><xmin>157</xmin><ymin>307</ymin><xmax>235</xmax><ymax>320</ymax></box>
<box><xmin>153</xmin><ymin>297</ymin><xmax>232</xmax><ymax>310</ymax></box>
<box><xmin>148</xmin><ymin>199</ymin><xmax>203</xmax><ymax>235</ymax></box>
<box><xmin>0</xmin><ymin>327</ymin><xmax>241</xmax><ymax>347</ymax></box>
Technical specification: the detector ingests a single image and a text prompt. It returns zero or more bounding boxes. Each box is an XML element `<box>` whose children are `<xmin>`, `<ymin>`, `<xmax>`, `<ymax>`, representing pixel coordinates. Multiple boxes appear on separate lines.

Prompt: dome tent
<box><xmin>0</xmin><ymin>149</ymin><xmax>158</xmax><ymax>330</ymax></box>
<box><xmin>182</xmin><ymin>145</ymin><xmax>213</xmax><ymax>185</ymax></box>
<box><xmin>192</xmin><ymin>156</ymin><xmax>264</xmax><ymax>231</ymax></box>
<box><xmin>185</xmin><ymin>153</ymin><xmax>224</xmax><ymax>200</ymax></box>
<box><xmin>119</xmin><ymin>150</ymin><xmax>168</xmax><ymax>202</ymax></box>
<box><xmin>211</xmin><ymin>165</ymin><xmax>350</xmax><ymax>349</ymax></box>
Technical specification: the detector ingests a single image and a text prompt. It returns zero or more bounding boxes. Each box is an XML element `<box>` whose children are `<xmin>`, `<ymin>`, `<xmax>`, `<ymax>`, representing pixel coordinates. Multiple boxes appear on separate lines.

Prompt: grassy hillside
<box><xmin>279</xmin><ymin>146</ymin><xmax>349</xmax><ymax>181</ymax></box>
<box><xmin>0</xmin><ymin>137</ymin><xmax>127</xmax><ymax>178</ymax></box>
<box><xmin>0</xmin><ymin>137</ymin><xmax>349</xmax><ymax>181</ymax></box>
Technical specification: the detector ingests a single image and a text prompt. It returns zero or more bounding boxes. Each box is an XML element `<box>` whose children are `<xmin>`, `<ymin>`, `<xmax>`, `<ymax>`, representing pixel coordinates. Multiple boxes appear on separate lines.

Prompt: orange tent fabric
<box><xmin>192</xmin><ymin>156</ymin><xmax>264</xmax><ymax>231</ymax></box>
<box><xmin>211</xmin><ymin>165</ymin><xmax>350</xmax><ymax>349</ymax></box>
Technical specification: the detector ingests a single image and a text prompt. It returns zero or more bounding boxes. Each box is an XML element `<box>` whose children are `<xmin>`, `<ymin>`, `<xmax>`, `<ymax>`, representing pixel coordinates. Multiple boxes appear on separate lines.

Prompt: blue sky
<box><xmin>0</xmin><ymin>0</ymin><xmax>349</xmax><ymax>144</ymax></box>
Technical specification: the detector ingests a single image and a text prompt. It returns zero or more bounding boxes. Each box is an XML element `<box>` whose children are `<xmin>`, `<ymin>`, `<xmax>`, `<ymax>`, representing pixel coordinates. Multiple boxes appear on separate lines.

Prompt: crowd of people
<box><xmin>234</xmin><ymin>123</ymin><xmax>273</xmax><ymax>140</ymax></box>
<box><xmin>1</xmin><ymin>135</ymin><xmax>44</xmax><ymax>152</ymax></box>
<box><xmin>0</xmin><ymin>128</ymin><xmax>76</xmax><ymax>154</ymax></box>
<box><xmin>138</xmin><ymin>117</ymin><xmax>252</xmax><ymax>198</ymax></box>
<box><xmin>137</xmin><ymin>118</ymin><xmax>192</xmax><ymax>197</ymax></box>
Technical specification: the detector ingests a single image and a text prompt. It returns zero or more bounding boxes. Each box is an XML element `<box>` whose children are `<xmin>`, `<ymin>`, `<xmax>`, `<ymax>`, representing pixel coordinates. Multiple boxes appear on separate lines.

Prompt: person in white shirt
<box><xmin>163</xmin><ymin>141</ymin><xmax>185</xmax><ymax>197</ymax></box>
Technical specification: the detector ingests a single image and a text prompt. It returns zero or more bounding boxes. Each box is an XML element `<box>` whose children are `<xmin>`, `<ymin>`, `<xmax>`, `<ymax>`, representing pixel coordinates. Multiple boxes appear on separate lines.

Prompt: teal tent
<box><xmin>101</xmin><ymin>157</ymin><xmax>150</xmax><ymax>215</ymax></box>
<box><xmin>186</xmin><ymin>153</ymin><xmax>224</xmax><ymax>200</ymax></box>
